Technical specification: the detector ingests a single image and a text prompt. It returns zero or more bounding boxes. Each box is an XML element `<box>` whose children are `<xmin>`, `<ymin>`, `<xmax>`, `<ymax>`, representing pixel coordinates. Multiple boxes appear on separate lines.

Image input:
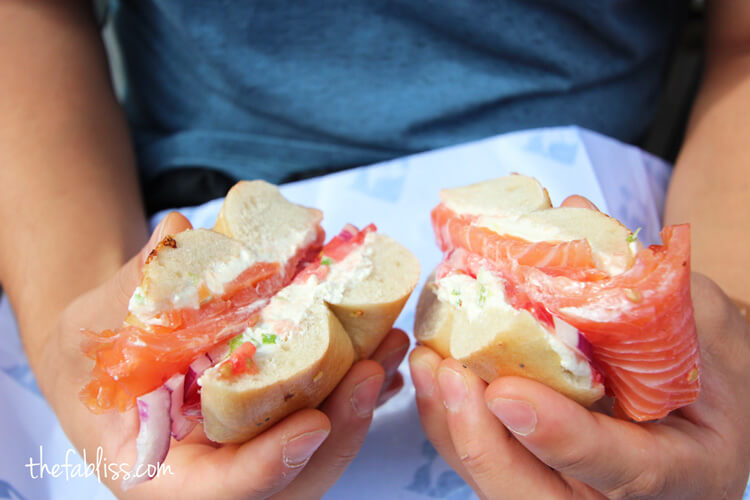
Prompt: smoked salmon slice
<box><xmin>80</xmin><ymin>230</ymin><xmax>324</xmax><ymax>413</ymax></box>
<box><xmin>432</xmin><ymin>204</ymin><xmax>607</xmax><ymax>281</ymax></box>
<box><xmin>437</xmin><ymin>224</ymin><xmax>700</xmax><ymax>421</ymax></box>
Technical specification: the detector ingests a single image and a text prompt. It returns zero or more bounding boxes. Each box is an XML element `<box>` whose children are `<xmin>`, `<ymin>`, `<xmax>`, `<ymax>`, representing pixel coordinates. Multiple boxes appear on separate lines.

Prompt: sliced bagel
<box><xmin>92</xmin><ymin>179</ymin><xmax>419</xmax><ymax>488</ymax></box>
<box><xmin>439</xmin><ymin>175</ymin><xmax>552</xmax><ymax>217</ymax></box>
<box><xmin>415</xmin><ymin>175</ymin><xmax>640</xmax><ymax>408</ymax></box>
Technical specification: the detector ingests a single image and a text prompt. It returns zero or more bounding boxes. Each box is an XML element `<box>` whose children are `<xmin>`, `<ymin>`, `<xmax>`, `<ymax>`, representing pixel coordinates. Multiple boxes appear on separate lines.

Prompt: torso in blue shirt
<box><xmin>114</xmin><ymin>0</ymin><xmax>685</xmax><ymax>184</ymax></box>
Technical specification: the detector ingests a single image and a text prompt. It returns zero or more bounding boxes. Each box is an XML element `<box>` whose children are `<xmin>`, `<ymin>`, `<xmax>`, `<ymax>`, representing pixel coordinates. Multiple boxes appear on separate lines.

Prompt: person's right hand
<box><xmin>40</xmin><ymin>212</ymin><xmax>408</xmax><ymax>499</ymax></box>
<box><xmin>409</xmin><ymin>195</ymin><xmax>750</xmax><ymax>499</ymax></box>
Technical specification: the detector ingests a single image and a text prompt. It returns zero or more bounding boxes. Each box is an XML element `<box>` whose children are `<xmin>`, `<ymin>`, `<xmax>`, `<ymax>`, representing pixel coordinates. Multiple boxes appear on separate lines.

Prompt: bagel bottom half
<box><xmin>415</xmin><ymin>273</ymin><xmax>604</xmax><ymax>407</ymax></box>
<box><xmin>200</xmin><ymin>302</ymin><xmax>355</xmax><ymax>443</ymax></box>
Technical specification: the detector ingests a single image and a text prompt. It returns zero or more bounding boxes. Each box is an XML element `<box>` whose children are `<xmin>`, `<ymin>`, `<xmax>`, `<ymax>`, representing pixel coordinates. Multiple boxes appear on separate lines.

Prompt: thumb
<box><xmin>484</xmin><ymin>377</ymin><xmax>695</xmax><ymax>499</ymax></box>
<box><xmin>560</xmin><ymin>195</ymin><xmax>599</xmax><ymax>211</ymax></box>
<box><xmin>106</xmin><ymin>212</ymin><xmax>193</xmax><ymax>311</ymax></box>
<box><xmin>139</xmin><ymin>212</ymin><xmax>194</xmax><ymax>265</ymax></box>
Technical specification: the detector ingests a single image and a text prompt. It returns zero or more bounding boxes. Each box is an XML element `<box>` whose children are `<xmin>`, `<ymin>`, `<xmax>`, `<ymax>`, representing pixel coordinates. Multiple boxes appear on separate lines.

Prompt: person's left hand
<box><xmin>45</xmin><ymin>212</ymin><xmax>407</xmax><ymax>499</ymax></box>
<box><xmin>408</xmin><ymin>196</ymin><xmax>750</xmax><ymax>499</ymax></box>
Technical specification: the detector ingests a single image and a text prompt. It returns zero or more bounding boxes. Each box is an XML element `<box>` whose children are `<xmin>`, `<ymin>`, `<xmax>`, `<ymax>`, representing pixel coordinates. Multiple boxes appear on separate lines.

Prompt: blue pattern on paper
<box><xmin>616</xmin><ymin>185</ymin><xmax>649</xmax><ymax>239</ymax></box>
<box><xmin>1</xmin><ymin>363</ymin><xmax>41</xmax><ymax>397</ymax></box>
<box><xmin>0</xmin><ymin>480</ymin><xmax>26</xmax><ymax>500</ymax></box>
<box><xmin>406</xmin><ymin>441</ymin><xmax>473</xmax><ymax>499</ymax></box>
<box><xmin>350</xmin><ymin>165</ymin><xmax>407</xmax><ymax>202</ymax></box>
<box><xmin>523</xmin><ymin>134</ymin><xmax>578</xmax><ymax>165</ymax></box>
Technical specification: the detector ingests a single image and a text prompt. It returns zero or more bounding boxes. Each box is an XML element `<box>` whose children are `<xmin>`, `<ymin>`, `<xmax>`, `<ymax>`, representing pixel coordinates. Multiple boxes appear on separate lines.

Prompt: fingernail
<box><xmin>151</xmin><ymin>215</ymin><xmax>171</xmax><ymax>243</ymax></box>
<box><xmin>410</xmin><ymin>359</ymin><xmax>435</xmax><ymax>398</ymax></box>
<box><xmin>142</xmin><ymin>216</ymin><xmax>171</xmax><ymax>264</ymax></box>
<box><xmin>380</xmin><ymin>344</ymin><xmax>408</xmax><ymax>381</ymax></box>
<box><xmin>438</xmin><ymin>367</ymin><xmax>467</xmax><ymax>413</ymax></box>
<box><xmin>351</xmin><ymin>374</ymin><xmax>384</xmax><ymax>418</ymax></box>
<box><xmin>488</xmin><ymin>398</ymin><xmax>537</xmax><ymax>436</ymax></box>
<box><xmin>283</xmin><ymin>430</ymin><xmax>329</xmax><ymax>468</ymax></box>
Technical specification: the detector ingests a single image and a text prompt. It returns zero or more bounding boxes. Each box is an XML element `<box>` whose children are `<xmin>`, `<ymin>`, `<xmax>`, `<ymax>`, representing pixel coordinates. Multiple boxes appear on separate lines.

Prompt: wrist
<box><xmin>6</xmin><ymin>235</ymin><xmax>142</xmax><ymax>393</ymax></box>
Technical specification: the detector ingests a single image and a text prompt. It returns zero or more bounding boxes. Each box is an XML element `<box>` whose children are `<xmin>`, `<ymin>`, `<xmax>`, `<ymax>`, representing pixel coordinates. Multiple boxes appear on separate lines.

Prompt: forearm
<box><xmin>0</xmin><ymin>1</ymin><xmax>147</xmax><ymax>375</ymax></box>
<box><xmin>664</xmin><ymin>2</ymin><xmax>750</xmax><ymax>305</ymax></box>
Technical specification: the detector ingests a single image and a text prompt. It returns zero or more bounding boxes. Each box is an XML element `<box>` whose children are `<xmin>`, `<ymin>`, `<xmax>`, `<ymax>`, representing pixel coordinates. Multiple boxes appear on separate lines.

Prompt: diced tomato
<box><xmin>293</xmin><ymin>223</ymin><xmax>376</xmax><ymax>284</ymax></box>
<box><xmin>320</xmin><ymin>223</ymin><xmax>376</xmax><ymax>263</ymax></box>
<box><xmin>228</xmin><ymin>342</ymin><xmax>259</xmax><ymax>376</ymax></box>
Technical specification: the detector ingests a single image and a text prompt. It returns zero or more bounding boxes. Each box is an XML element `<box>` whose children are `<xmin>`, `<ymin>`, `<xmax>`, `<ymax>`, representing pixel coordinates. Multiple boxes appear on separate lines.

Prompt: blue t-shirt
<box><xmin>113</xmin><ymin>0</ymin><xmax>685</xmax><ymax>184</ymax></box>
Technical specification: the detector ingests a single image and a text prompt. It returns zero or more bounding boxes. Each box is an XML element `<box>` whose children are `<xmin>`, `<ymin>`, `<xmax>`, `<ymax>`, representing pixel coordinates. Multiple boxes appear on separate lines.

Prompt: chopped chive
<box><xmin>478</xmin><ymin>285</ymin><xmax>487</xmax><ymax>307</ymax></box>
<box><xmin>451</xmin><ymin>289</ymin><xmax>461</xmax><ymax>296</ymax></box>
<box><xmin>626</xmin><ymin>227</ymin><xmax>641</xmax><ymax>243</ymax></box>
<box><xmin>228</xmin><ymin>335</ymin><xmax>244</xmax><ymax>353</ymax></box>
<box><xmin>262</xmin><ymin>333</ymin><xmax>277</xmax><ymax>344</ymax></box>
<box><xmin>321</xmin><ymin>256</ymin><xmax>333</xmax><ymax>266</ymax></box>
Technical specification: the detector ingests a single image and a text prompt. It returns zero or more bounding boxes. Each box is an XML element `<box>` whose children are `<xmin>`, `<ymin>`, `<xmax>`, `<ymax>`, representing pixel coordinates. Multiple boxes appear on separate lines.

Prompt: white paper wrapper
<box><xmin>2</xmin><ymin>126</ymin><xmax>707</xmax><ymax>500</ymax></box>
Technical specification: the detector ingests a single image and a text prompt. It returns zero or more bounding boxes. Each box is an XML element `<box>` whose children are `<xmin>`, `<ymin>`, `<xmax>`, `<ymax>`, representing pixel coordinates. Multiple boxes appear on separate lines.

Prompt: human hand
<box><xmin>409</xmin><ymin>196</ymin><xmax>750</xmax><ymax>499</ymax></box>
<box><xmin>39</xmin><ymin>212</ymin><xmax>407</xmax><ymax>499</ymax></box>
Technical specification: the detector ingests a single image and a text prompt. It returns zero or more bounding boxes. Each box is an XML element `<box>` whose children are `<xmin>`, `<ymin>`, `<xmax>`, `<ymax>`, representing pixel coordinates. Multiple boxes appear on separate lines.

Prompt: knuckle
<box><xmin>331</xmin><ymin>448</ymin><xmax>360</xmax><ymax>470</ymax></box>
<box><xmin>545</xmin><ymin>449</ymin><xmax>592</xmax><ymax>476</ymax></box>
<box><xmin>237</xmin><ymin>469</ymin><xmax>288</xmax><ymax>499</ymax></box>
<box><xmin>323</xmin><ymin>434</ymin><xmax>368</xmax><ymax>472</ymax></box>
<box><xmin>114</xmin><ymin>266</ymin><xmax>136</xmax><ymax>308</ymax></box>
<box><xmin>457</xmin><ymin>438</ymin><xmax>496</xmax><ymax>477</ymax></box>
<box><xmin>604</xmin><ymin>466</ymin><xmax>666</xmax><ymax>500</ymax></box>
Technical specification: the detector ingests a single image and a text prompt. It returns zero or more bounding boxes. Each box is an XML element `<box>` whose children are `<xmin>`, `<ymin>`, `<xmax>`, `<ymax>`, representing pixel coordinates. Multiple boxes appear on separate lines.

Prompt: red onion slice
<box><xmin>577</xmin><ymin>333</ymin><xmax>594</xmax><ymax>362</ymax></box>
<box><xmin>181</xmin><ymin>401</ymin><xmax>203</xmax><ymax>422</ymax></box>
<box><xmin>180</xmin><ymin>353</ymin><xmax>214</xmax><ymax>423</ymax></box>
<box><xmin>184</xmin><ymin>354</ymin><xmax>212</xmax><ymax>403</ymax></box>
<box><xmin>206</xmin><ymin>342</ymin><xmax>230</xmax><ymax>364</ymax></box>
<box><xmin>164</xmin><ymin>374</ymin><xmax>197</xmax><ymax>441</ymax></box>
<box><xmin>122</xmin><ymin>386</ymin><xmax>171</xmax><ymax>490</ymax></box>
<box><xmin>338</xmin><ymin>224</ymin><xmax>358</xmax><ymax>242</ymax></box>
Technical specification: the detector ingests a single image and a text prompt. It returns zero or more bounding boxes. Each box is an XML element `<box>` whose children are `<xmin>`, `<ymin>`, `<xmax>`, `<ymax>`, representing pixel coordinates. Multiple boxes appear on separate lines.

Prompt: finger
<box><xmin>561</xmin><ymin>195</ymin><xmax>599</xmax><ymax>211</ymax></box>
<box><xmin>272</xmin><ymin>360</ymin><xmax>385</xmax><ymax>499</ymax></box>
<box><xmin>369</xmin><ymin>328</ymin><xmax>409</xmax><ymax>394</ymax></box>
<box><xmin>408</xmin><ymin>347</ymin><xmax>480</xmax><ymax>492</ymax></box>
<box><xmin>437</xmin><ymin>359</ymin><xmax>573</xmax><ymax>498</ymax></box>
<box><xmin>486</xmin><ymin>376</ymin><xmax>701</xmax><ymax>499</ymax></box>
<box><xmin>377</xmin><ymin>371</ymin><xmax>404</xmax><ymax>407</ymax></box>
<box><xmin>127</xmin><ymin>409</ymin><xmax>331</xmax><ymax>500</ymax></box>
